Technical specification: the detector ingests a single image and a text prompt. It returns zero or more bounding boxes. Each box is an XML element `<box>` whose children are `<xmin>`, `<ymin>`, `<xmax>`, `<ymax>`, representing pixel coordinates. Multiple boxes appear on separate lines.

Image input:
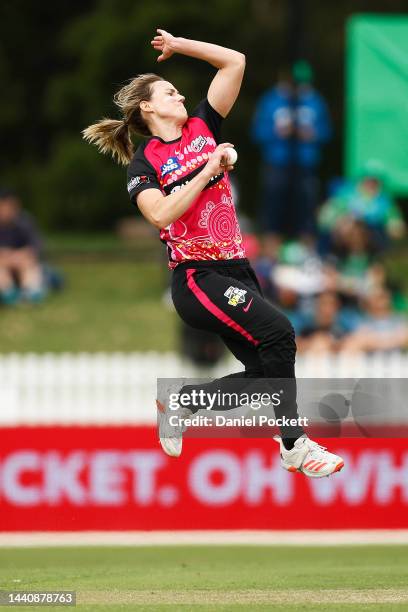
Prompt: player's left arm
<box><xmin>151</xmin><ymin>29</ymin><xmax>245</xmax><ymax>118</ymax></box>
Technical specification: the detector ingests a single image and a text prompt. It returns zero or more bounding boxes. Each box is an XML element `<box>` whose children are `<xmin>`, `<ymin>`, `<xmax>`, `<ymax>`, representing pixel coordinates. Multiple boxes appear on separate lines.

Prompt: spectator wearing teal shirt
<box><xmin>319</xmin><ymin>162</ymin><xmax>405</xmax><ymax>254</ymax></box>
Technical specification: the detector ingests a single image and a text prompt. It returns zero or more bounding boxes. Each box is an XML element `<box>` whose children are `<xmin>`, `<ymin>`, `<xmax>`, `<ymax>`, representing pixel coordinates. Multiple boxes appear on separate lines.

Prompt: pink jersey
<box><xmin>127</xmin><ymin>99</ymin><xmax>245</xmax><ymax>269</ymax></box>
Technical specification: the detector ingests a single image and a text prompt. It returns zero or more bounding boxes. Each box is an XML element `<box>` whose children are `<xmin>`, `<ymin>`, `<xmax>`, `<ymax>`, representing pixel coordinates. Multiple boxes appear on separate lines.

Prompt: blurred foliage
<box><xmin>1</xmin><ymin>0</ymin><xmax>407</xmax><ymax>231</ymax></box>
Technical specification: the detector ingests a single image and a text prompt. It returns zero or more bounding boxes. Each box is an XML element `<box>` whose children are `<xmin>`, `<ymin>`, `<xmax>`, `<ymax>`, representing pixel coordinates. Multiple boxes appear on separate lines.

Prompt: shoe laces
<box><xmin>306</xmin><ymin>439</ymin><xmax>327</xmax><ymax>453</ymax></box>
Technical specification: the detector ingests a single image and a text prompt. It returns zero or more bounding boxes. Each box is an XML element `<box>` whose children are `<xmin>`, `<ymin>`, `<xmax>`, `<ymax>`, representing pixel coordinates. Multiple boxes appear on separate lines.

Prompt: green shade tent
<box><xmin>346</xmin><ymin>14</ymin><xmax>408</xmax><ymax>194</ymax></box>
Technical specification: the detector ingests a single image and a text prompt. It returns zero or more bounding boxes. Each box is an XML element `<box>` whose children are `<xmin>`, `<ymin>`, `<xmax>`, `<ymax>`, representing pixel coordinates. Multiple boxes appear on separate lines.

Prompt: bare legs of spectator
<box><xmin>339</xmin><ymin>329</ymin><xmax>408</xmax><ymax>353</ymax></box>
<box><xmin>297</xmin><ymin>329</ymin><xmax>408</xmax><ymax>355</ymax></box>
<box><xmin>296</xmin><ymin>332</ymin><xmax>337</xmax><ymax>355</ymax></box>
<box><xmin>0</xmin><ymin>248</ymin><xmax>44</xmax><ymax>304</ymax></box>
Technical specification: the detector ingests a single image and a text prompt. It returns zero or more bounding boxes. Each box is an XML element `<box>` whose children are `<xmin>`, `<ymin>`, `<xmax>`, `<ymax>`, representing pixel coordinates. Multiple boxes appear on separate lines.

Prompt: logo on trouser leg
<box><xmin>224</xmin><ymin>286</ymin><xmax>247</xmax><ymax>306</ymax></box>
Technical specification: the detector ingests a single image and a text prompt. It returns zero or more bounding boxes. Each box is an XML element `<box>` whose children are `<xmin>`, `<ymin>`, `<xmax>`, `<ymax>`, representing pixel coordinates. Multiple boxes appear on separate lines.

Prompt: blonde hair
<box><xmin>82</xmin><ymin>73</ymin><xmax>164</xmax><ymax>165</ymax></box>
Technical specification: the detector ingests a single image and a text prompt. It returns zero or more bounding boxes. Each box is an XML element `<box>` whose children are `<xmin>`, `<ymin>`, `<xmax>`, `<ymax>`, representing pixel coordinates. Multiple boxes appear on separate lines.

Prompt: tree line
<box><xmin>1</xmin><ymin>0</ymin><xmax>405</xmax><ymax>231</ymax></box>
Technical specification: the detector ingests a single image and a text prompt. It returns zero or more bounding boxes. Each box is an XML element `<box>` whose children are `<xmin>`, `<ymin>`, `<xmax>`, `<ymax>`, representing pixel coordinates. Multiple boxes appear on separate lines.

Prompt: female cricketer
<box><xmin>83</xmin><ymin>29</ymin><xmax>344</xmax><ymax>478</ymax></box>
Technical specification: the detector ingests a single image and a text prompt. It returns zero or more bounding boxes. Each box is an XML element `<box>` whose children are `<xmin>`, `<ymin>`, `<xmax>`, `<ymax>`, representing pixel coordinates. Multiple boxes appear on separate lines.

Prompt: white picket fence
<box><xmin>0</xmin><ymin>351</ymin><xmax>407</xmax><ymax>425</ymax></box>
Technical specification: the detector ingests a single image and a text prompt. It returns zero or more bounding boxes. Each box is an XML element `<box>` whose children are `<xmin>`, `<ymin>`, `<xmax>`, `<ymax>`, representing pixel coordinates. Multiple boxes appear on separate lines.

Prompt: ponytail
<box><xmin>82</xmin><ymin>118</ymin><xmax>133</xmax><ymax>166</ymax></box>
<box><xmin>82</xmin><ymin>73</ymin><xmax>164</xmax><ymax>166</ymax></box>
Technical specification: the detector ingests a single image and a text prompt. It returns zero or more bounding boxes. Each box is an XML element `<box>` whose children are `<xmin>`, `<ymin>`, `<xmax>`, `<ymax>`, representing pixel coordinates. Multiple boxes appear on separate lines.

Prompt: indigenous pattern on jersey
<box><xmin>127</xmin><ymin>99</ymin><xmax>245</xmax><ymax>268</ymax></box>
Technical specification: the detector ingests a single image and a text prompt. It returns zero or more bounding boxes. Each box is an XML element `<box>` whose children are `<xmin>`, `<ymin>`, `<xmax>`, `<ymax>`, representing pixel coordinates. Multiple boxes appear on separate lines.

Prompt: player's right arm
<box><xmin>151</xmin><ymin>30</ymin><xmax>245</xmax><ymax>119</ymax></box>
<box><xmin>135</xmin><ymin>143</ymin><xmax>234</xmax><ymax>229</ymax></box>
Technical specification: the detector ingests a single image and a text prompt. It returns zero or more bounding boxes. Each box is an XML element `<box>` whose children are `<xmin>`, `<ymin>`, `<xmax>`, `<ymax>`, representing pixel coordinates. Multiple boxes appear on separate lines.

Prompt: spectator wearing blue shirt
<box><xmin>251</xmin><ymin>61</ymin><xmax>332</xmax><ymax>251</ymax></box>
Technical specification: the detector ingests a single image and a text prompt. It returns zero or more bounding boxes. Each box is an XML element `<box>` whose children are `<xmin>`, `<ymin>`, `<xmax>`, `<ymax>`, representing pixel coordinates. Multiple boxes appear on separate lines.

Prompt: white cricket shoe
<box><xmin>156</xmin><ymin>399</ymin><xmax>192</xmax><ymax>458</ymax></box>
<box><xmin>274</xmin><ymin>435</ymin><xmax>344</xmax><ymax>478</ymax></box>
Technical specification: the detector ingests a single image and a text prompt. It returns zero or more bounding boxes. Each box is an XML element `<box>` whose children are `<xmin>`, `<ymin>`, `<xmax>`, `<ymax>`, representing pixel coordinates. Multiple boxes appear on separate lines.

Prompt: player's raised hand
<box><xmin>151</xmin><ymin>29</ymin><xmax>176</xmax><ymax>62</ymax></box>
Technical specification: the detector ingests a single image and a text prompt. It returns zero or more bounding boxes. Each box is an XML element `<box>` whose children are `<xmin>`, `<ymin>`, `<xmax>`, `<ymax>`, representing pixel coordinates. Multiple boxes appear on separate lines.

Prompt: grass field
<box><xmin>0</xmin><ymin>261</ymin><xmax>177</xmax><ymax>353</ymax></box>
<box><xmin>1</xmin><ymin>545</ymin><xmax>408</xmax><ymax>610</ymax></box>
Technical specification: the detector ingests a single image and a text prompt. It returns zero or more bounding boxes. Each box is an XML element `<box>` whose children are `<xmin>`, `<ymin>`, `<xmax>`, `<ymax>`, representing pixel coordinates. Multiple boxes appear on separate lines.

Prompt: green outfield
<box><xmin>1</xmin><ymin>545</ymin><xmax>408</xmax><ymax>610</ymax></box>
<box><xmin>0</xmin><ymin>261</ymin><xmax>177</xmax><ymax>353</ymax></box>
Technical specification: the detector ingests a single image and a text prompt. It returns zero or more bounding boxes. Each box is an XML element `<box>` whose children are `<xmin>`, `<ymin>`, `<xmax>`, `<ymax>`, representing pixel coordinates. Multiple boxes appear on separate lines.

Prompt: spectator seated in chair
<box><xmin>340</xmin><ymin>287</ymin><xmax>408</xmax><ymax>354</ymax></box>
<box><xmin>0</xmin><ymin>189</ymin><xmax>46</xmax><ymax>305</ymax></box>
<box><xmin>318</xmin><ymin>161</ymin><xmax>405</xmax><ymax>256</ymax></box>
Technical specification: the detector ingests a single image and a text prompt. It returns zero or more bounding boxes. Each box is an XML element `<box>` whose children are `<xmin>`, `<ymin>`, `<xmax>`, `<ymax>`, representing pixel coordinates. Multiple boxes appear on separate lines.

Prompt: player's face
<box><xmin>148</xmin><ymin>81</ymin><xmax>187</xmax><ymax>123</ymax></box>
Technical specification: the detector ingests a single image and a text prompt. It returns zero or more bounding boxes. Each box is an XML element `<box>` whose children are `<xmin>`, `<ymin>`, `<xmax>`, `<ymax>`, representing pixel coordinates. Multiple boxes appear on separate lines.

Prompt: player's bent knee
<box><xmin>259</xmin><ymin>316</ymin><xmax>297</xmax><ymax>363</ymax></box>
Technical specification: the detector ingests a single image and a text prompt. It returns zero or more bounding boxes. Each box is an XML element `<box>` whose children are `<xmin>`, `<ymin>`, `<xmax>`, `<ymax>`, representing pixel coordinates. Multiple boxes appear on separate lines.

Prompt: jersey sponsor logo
<box><xmin>170</xmin><ymin>184</ymin><xmax>184</xmax><ymax>194</ymax></box>
<box><xmin>190</xmin><ymin>135</ymin><xmax>207</xmax><ymax>153</ymax></box>
<box><xmin>166</xmin><ymin>169</ymin><xmax>224</xmax><ymax>195</ymax></box>
<box><xmin>224</xmin><ymin>286</ymin><xmax>247</xmax><ymax>307</ymax></box>
<box><xmin>182</xmin><ymin>135</ymin><xmax>216</xmax><ymax>155</ymax></box>
<box><xmin>161</xmin><ymin>157</ymin><xmax>181</xmax><ymax>176</ymax></box>
<box><xmin>127</xmin><ymin>175</ymin><xmax>150</xmax><ymax>192</ymax></box>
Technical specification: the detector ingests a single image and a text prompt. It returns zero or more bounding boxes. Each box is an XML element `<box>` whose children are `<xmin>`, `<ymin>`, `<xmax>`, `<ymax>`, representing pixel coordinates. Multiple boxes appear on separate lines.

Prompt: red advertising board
<box><xmin>0</xmin><ymin>427</ymin><xmax>407</xmax><ymax>531</ymax></box>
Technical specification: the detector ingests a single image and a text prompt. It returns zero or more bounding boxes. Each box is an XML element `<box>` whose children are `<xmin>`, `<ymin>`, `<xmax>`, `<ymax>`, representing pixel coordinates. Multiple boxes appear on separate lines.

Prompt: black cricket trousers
<box><xmin>171</xmin><ymin>258</ymin><xmax>305</xmax><ymax>441</ymax></box>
